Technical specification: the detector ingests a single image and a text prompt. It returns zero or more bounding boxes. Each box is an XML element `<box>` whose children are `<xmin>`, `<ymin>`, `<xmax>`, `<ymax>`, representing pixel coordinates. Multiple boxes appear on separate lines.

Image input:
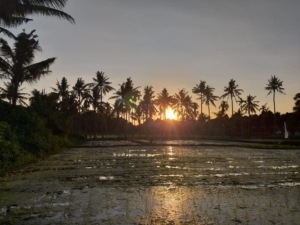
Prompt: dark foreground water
<box><xmin>1</xmin><ymin>141</ymin><xmax>300</xmax><ymax>224</ymax></box>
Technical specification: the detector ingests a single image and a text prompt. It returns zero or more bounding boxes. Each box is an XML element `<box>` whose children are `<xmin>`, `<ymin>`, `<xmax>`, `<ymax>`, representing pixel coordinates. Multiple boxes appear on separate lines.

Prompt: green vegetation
<box><xmin>0</xmin><ymin>101</ymin><xmax>81</xmax><ymax>175</ymax></box>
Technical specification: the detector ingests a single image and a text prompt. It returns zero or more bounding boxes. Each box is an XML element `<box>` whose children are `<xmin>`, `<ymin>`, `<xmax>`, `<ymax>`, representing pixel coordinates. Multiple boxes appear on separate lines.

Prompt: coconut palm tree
<box><xmin>0</xmin><ymin>30</ymin><xmax>56</xmax><ymax>106</ymax></box>
<box><xmin>293</xmin><ymin>93</ymin><xmax>300</xmax><ymax>113</ymax></box>
<box><xmin>131</xmin><ymin>103</ymin><xmax>144</xmax><ymax>125</ymax></box>
<box><xmin>192</xmin><ymin>80</ymin><xmax>206</xmax><ymax>115</ymax></box>
<box><xmin>89</xmin><ymin>86</ymin><xmax>102</xmax><ymax>139</ymax></box>
<box><xmin>0</xmin><ymin>0</ymin><xmax>74</xmax><ymax>38</ymax></box>
<box><xmin>156</xmin><ymin>88</ymin><xmax>174</xmax><ymax>120</ymax></box>
<box><xmin>110</xmin><ymin>77</ymin><xmax>140</xmax><ymax>121</ymax></box>
<box><xmin>190</xmin><ymin>102</ymin><xmax>199</xmax><ymax>121</ymax></box>
<box><xmin>72</xmin><ymin>77</ymin><xmax>92</xmax><ymax>113</ymax></box>
<box><xmin>52</xmin><ymin>77</ymin><xmax>69</xmax><ymax>102</ymax></box>
<box><xmin>110</xmin><ymin>78</ymin><xmax>140</xmax><ymax>137</ymax></box>
<box><xmin>203</xmin><ymin>85</ymin><xmax>218</xmax><ymax>120</ymax></box>
<box><xmin>29</xmin><ymin>89</ymin><xmax>58</xmax><ymax>118</ymax></box>
<box><xmin>265</xmin><ymin>75</ymin><xmax>285</xmax><ymax>132</ymax></box>
<box><xmin>173</xmin><ymin>89</ymin><xmax>192</xmax><ymax>121</ymax></box>
<box><xmin>259</xmin><ymin>103</ymin><xmax>269</xmax><ymax>138</ymax></box>
<box><xmin>214</xmin><ymin>100</ymin><xmax>229</xmax><ymax>136</ymax></box>
<box><xmin>92</xmin><ymin>71</ymin><xmax>115</xmax><ymax>138</ymax></box>
<box><xmin>242</xmin><ymin>95</ymin><xmax>260</xmax><ymax>117</ymax></box>
<box><xmin>0</xmin><ymin>82</ymin><xmax>28</xmax><ymax>106</ymax></box>
<box><xmin>92</xmin><ymin>71</ymin><xmax>115</xmax><ymax>104</ymax></box>
<box><xmin>221</xmin><ymin>79</ymin><xmax>243</xmax><ymax>117</ymax></box>
<box><xmin>242</xmin><ymin>94</ymin><xmax>259</xmax><ymax>135</ymax></box>
<box><xmin>140</xmin><ymin>86</ymin><xmax>156</xmax><ymax>120</ymax></box>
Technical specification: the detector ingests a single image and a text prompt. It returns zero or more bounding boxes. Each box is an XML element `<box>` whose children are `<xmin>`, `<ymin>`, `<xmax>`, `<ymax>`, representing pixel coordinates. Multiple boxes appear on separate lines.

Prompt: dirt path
<box><xmin>1</xmin><ymin>141</ymin><xmax>300</xmax><ymax>224</ymax></box>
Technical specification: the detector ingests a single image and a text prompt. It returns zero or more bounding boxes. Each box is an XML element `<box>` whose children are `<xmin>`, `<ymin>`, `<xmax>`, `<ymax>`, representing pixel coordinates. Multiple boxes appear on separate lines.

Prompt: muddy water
<box><xmin>1</xmin><ymin>141</ymin><xmax>300</xmax><ymax>224</ymax></box>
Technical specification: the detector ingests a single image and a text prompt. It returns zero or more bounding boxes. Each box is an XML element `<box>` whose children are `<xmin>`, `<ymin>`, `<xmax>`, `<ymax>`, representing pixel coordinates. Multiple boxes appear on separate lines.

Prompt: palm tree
<box><xmin>92</xmin><ymin>71</ymin><xmax>115</xmax><ymax>104</ymax></box>
<box><xmin>140</xmin><ymin>86</ymin><xmax>156</xmax><ymax>120</ymax></box>
<box><xmin>218</xmin><ymin>100</ymin><xmax>229</xmax><ymax>116</ymax></box>
<box><xmin>203</xmin><ymin>85</ymin><xmax>218</xmax><ymax>120</ymax></box>
<box><xmin>93</xmin><ymin>71</ymin><xmax>115</xmax><ymax>137</ymax></box>
<box><xmin>131</xmin><ymin>103</ymin><xmax>144</xmax><ymax>125</ymax></box>
<box><xmin>265</xmin><ymin>75</ymin><xmax>285</xmax><ymax>132</ymax></box>
<box><xmin>293</xmin><ymin>93</ymin><xmax>300</xmax><ymax>113</ymax></box>
<box><xmin>110</xmin><ymin>77</ymin><xmax>140</xmax><ymax>121</ymax></box>
<box><xmin>0</xmin><ymin>82</ymin><xmax>28</xmax><ymax>106</ymax></box>
<box><xmin>72</xmin><ymin>77</ymin><xmax>92</xmax><ymax>113</ymax></box>
<box><xmin>173</xmin><ymin>89</ymin><xmax>192</xmax><ymax>121</ymax></box>
<box><xmin>221</xmin><ymin>79</ymin><xmax>243</xmax><ymax>117</ymax></box>
<box><xmin>156</xmin><ymin>88</ymin><xmax>174</xmax><ymax>120</ymax></box>
<box><xmin>0</xmin><ymin>30</ymin><xmax>56</xmax><ymax>106</ymax></box>
<box><xmin>52</xmin><ymin>77</ymin><xmax>69</xmax><ymax>102</ymax></box>
<box><xmin>259</xmin><ymin>103</ymin><xmax>269</xmax><ymax>138</ymax></box>
<box><xmin>236</xmin><ymin>97</ymin><xmax>246</xmax><ymax>136</ymax></box>
<box><xmin>190</xmin><ymin>102</ymin><xmax>199</xmax><ymax>121</ymax></box>
<box><xmin>214</xmin><ymin>100</ymin><xmax>229</xmax><ymax>136</ymax></box>
<box><xmin>242</xmin><ymin>95</ymin><xmax>260</xmax><ymax>117</ymax></box>
<box><xmin>110</xmin><ymin>78</ymin><xmax>140</xmax><ymax>137</ymax></box>
<box><xmin>192</xmin><ymin>80</ymin><xmax>206</xmax><ymax>115</ymax></box>
<box><xmin>29</xmin><ymin>89</ymin><xmax>58</xmax><ymax>118</ymax></box>
<box><xmin>0</xmin><ymin>0</ymin><xmax>74</xmax><ymax>38</ymax></box>
<box><xmin>89</xmin><ymin>86</ymin><xmax>102</xmax><ymax>139</ymax></box>
<box><xmin>242</xmin><ymin>94</ymin><xmax>259</xmax><ymax>135</ymax></box>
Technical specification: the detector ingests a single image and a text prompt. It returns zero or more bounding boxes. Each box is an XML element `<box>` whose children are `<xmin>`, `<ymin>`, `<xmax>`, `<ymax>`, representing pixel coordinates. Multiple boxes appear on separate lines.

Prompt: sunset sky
<box><xmin>3</xmin><ymin>0</ymin><xmax>300</xmax><ymax>116</ymax></box>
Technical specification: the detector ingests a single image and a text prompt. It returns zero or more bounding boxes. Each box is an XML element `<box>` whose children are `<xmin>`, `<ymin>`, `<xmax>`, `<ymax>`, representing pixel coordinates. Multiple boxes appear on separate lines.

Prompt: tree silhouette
<box><xmin>221</xmin><ymin>79</ymin><xmax>243</xmax><ymax>117</ymax></box>
<box><xmin>293</xmin><ymin>93</ymin><xmax>300</xmax><ymax>113</ymax></box>
<box><xmin>173</xmin><ymin>89</ymin><xmax>193</xmax><ymax>121</ymax></box>
<box><xmin>92</xmin><ymin>71</ymin><xmax>115</xmax><ymax>138</ymax></box>
<box><xmin>0</xmin><ymin>82</ymin><xmax>28</xmax><ymax>106</ymax></box>
<box><xmin>52</xmin><ymin>77</ymin><xmax>69</xmax><ymax>101</ymax></box>
<box><xmin>0</xmin><ymin>30</ymin><xmax>56</xmax><ymax>106</ymax></box>
<box><xmin>192</xmin><ymin>80</ymin><xmax>206</xmax><ymax>115</ymax></box>
<box><xmin>29</xmin><ymin>89</ymin><xmax>58</xmax><ymax>118</ymax></box>
<box><xmin>242</xmin><ymin>94</ymin><xmax>259</xmax><ymax>135</ymax></box>
<box><xmin>0</xmin><ymin>0</ymin><xmax>74</xmax><ymax>38</ymax></box>
<box><xmin>110</xmin><ymin>78</ymin><xmax>140</xmax><ymax>137</ymax></box>
<box><xmin>259</xmin><ymin>103</ymin><xmax>269</xmax><ymax>138</ymax></box>
<box><xmin>242</xmin><ymin>95</ymin><xmax>259</xmax><ymax>117</ymax></box>
<box><xmin>265</xmin><ymin>75</ymin><xmax>285</xmax><ymax>132</ymax></box>
<box><xmin>203</xmin><ymin>85</ymin><xmax>218</xmax><ymax>120</ymax></box>
<box><xmin>72</xmin><ymin>78</ymin><xmax>92</xmax><ymax>113</ymax></box>
<box><xmin>140</xmin><ymin>86</ymin><xmax>156</xmax><ymax>120</ymax></box>
<box><xmin>156</xmin><ymin>88</ymin><xmax>174</xmax><ymax>120</ymax></box>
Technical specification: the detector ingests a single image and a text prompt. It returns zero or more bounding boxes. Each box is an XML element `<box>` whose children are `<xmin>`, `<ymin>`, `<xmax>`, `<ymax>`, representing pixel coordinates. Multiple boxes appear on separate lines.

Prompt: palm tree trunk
<box><xmin>273</xmin><ymin>91</ymin><xmax>276</xmax><ymax>133</ymax></box>
<box><xmin>248</xmin><ymin>110</ymin><xmax>250</xmax><ymax>137</ymax></box>
<box><xmin>208</xmin><ymin>104</ymin><xmax>210</xmax><ymax>120</ymax></box>
<box><xmin>200</xmin><ymin>93</ymin><xmax>203</xmax><ymax>115</ymax></box>
<box><xmin>231</xmin><ymin>96</ymin><xmax>234</xmax><ymax>117</ymax></box>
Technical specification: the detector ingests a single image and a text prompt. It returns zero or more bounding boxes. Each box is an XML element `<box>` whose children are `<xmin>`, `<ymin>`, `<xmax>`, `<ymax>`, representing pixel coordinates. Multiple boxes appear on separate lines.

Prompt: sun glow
<box><xmin>166</xmin><ymin>108</ymin><xmax>175</xmax><ymax>120</ymax></box>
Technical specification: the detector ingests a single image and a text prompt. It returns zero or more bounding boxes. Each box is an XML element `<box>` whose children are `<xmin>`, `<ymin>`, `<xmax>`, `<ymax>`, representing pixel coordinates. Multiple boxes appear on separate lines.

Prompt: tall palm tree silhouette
<box><xmin>0</xmin><ymin>30</ymin><xmax>56</xmax><ymax>106</ymax></box>
<box><xmin>0</xmin><ymin>82</ymin><xmax>28</xmax><ymax>106</ymax></box>
<box><xmin>93</xmin><ymin>71</ymin><xmax>115</xmax><ymax>138</ymax></box>
<box><xmin>265</xmin><ymin>75</ymin><xmax>285</xmax><ymax>132</ymax></box>
<box><xmin>221</xmin><ymin>79</ymin><xmax>243</xmax><ymax>117</ymax></box>
<box><xmin>242</xmin><ymin>94</ymin><xmax>259</xmax><ymax>135</ymax></box>
<box><xmin>192</xmin><ymin>80</ymin><xmax>206</xmax><ymax>115</ymax></box>
<box><xmin>173</xmin><ymin>89</ymin><xmax>192</xmax><ymax>121</ymax></box>
<box><xmin>140</xmin><ymin>86</ymin><xmax>156</xmax><ymax>120</ymax></box>
<box><xmin>156</xmin><ymin>88</ymin><xmax>174</xmax><ymax>120</ymax></box>
<box><xmin>203</xmin><ymin>85</ymin><xmax>218</xmax><ymax>120</ymax></box>
<box><xmin>72</xmin><ymin>78</ymin><xmax>92</xmax><ymax>113</ymax></box>
<box><xmin>0</xmin><ymin>0</ymin><xmax>74</xmax><ymax>38</ymax></box>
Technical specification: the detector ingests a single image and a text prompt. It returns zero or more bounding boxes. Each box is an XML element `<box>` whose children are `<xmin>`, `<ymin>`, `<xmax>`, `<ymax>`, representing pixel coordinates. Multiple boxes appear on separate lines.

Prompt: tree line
<box><xmin>0</xmin><ymin>0</ymin><xmax>300</xmax><ymax>140</ymax></box>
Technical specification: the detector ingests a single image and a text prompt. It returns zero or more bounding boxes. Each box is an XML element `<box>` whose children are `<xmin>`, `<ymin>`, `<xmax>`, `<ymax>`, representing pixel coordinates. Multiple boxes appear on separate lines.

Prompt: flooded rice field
<box><xmin>1</xmin><ymin>140</ymin><xmax>300</xmax><ymax>224</ymax></box>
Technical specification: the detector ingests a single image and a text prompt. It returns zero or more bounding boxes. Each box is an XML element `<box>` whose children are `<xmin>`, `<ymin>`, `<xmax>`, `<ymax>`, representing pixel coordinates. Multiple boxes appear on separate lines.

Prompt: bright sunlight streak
<box><xmin>166</xmin><ymin>108</ymin><xmax>175</xmax><ymax>120</ymax></box>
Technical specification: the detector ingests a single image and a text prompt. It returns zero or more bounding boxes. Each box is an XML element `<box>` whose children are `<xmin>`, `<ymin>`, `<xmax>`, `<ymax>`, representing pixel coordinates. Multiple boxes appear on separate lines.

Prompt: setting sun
<box><xmin>166</xmin><ymin>108</ymin><xmax>175</xmax><ymax>120</ymax></box>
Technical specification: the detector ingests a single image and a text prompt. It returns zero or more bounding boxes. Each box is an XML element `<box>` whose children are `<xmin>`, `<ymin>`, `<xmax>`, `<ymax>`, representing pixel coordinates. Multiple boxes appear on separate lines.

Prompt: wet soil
<box><xmin>1</xmin><ymin>140</ymin><xmax>300</xmax><ymax>224</ymax></box>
